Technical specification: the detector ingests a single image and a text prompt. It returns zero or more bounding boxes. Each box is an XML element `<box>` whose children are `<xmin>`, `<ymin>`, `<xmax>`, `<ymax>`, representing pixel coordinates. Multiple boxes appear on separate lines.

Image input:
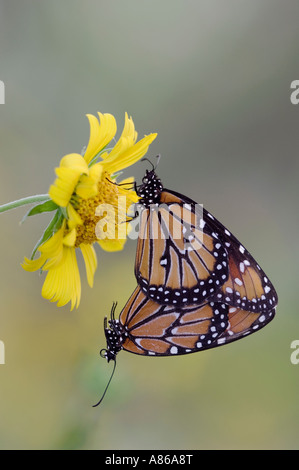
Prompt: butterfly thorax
<box><xmin>137</xmin><ymin>169</ymin><xmax>163</xmax><ymax>208</ymax></box>
<box><xmin>102</xmin><ymin>319</ymin><xmax>126</xmax><ymax>362</ymax></box>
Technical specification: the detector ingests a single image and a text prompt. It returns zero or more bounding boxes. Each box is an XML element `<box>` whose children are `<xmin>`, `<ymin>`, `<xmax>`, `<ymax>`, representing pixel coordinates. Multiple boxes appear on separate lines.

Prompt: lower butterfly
<box><xmin>93</xmin><ymin>286</ymin><xmax>275</xmax><ymax>406</ymax></box>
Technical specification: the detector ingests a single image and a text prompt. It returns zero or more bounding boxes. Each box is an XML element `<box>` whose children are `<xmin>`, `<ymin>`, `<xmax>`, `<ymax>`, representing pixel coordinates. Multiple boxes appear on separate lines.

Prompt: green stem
<box><xmin>0</xmin><ymin>194</ymin><xmax>50</xmax><ymax>213</ymax></box>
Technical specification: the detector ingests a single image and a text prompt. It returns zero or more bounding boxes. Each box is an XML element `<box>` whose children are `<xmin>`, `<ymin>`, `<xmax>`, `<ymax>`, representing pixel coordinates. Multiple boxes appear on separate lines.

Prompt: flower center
<box><xmin>74</xmin><ymin>172</ymin><xmax>133</xmax><ymax>247</ymax></box>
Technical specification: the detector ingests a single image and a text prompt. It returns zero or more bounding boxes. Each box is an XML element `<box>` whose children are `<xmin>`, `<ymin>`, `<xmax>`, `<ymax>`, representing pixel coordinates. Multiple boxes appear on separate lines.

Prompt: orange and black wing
<box><xmin>119</xmin><ymin>287</ymin><xmax>228</xmax><ymax>356</ymax></box>
<box><xmin>200</xmin><ymin>203</ymin><xmax>278</xmax><ymax>313</ymax></box>
<box><xmin>215</xmin><ymin>305</ymin><xmax>276</xmax><ymax>347</ymax></box>
<box><xmin>135</xmin><ymin>188</ymin><xmax>278</xmax><ymax>313</ymax></box>
<box><xmin>135</xmin><ymin>191</ymin><xmax>229</xmax><ymax>306</ymax></box>
<box><xmin>116</xmin><ymin>287</ymin><xmax>275</xmax><ymax>357</ymax></box>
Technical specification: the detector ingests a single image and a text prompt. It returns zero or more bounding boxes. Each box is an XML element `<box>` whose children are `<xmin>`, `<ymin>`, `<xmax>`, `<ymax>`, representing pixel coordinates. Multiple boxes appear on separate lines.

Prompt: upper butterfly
<box><xmin>134</xmin><ymin>163</ymin><xmax>278</xmax><ymax>313</ymax></box>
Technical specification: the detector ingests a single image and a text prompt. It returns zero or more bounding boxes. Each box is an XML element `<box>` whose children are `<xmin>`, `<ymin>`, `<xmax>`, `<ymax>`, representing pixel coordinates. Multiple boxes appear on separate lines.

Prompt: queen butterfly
<box><xmin>93</xmin><ymin>285</ymin><xmax>275</xmax><ymax>406</ymax></box>
<box><xmin>134</xmin><ymin>163</ymin><xmax>278</xmax><ymax>313</ymax></box>
<box><xmin>103</xmin><ymin>286</ymin><xmax>275</xmax><ymax>358</ymax></box>
<box><xmin>93</xmin><ymin>160</ymin><xmax>277</xmax><ymax>406</ymax></box>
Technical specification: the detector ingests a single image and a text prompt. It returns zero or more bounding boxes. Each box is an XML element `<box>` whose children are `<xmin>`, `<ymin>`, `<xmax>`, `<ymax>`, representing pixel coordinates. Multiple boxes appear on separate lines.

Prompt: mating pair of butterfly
<box><xmin>94</xmin><ymin>159</ymin><xmax>278</xmax><ymax>406</ymax></box>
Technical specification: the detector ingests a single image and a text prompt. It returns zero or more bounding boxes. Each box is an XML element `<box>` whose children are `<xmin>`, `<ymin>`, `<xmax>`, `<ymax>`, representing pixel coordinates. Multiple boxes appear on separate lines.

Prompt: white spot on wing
<box><xmin>217</xmin><ymin>338</ymin><xmax>226</xmax><ymax>345</ymax></box>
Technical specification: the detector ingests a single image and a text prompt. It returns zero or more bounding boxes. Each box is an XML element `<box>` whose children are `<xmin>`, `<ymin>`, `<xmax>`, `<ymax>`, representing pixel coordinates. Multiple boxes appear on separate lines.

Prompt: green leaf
<box><xmin>60</xmin><ymin>206</ymin><xmax>68</xmax><ymax>219</ymax></box>
<box><xmin>30</xmin><ymin>209</ymin><xmax>64</xmax><ymax>260</ymax></box>
<box><xmin>110</xmin><ymin>171</ymin><xmax>123</xmax><ymax>180</ymax></box>
<box><xmin>27</xmin><ymin>199</ymin><xmax>58</xmax><ymax>216</ymax></box>
<box><xmin>88</xmin><ymin>146</ymin><xmax>114</xmax><ymax>167</ymax></box>
<box><xmin>21</xmin><ymin>199</ymin><xmax>59</xmax><ymax>224</ymax></box>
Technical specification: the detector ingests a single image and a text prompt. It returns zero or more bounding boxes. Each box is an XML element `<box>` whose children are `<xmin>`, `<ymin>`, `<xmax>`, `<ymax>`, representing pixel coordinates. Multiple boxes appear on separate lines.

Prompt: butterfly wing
<box><xmin>119</xmin><ymin>287</ymin><xmax>228</xmax><ymax>356</ymax></box>
<box><xmin>135</xmin><ymin>191</ymin><xmax>229</xmax><ymax>306</ymax></box>
<box><xmin>200</xmin><ymin>205</ymin><xmax>278</xmax><ymax>313</ymax></box>
<box><xmin>135</xmin><ymin>188</ymin><xmax>278</xmax><ymax>313</ymax></box>
<box><xmin>118</xmin><ymin>287</ymin><xmax>275</xmax><ymax>356</ymax></box>
<box><xmin>216</xmin><ymin>305</ymin><xmax>276</xmax><ymax>346</ymax></box>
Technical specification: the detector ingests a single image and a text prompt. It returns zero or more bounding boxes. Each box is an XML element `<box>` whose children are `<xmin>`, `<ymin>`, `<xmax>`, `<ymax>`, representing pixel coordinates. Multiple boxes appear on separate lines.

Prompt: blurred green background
<box><xmin>0</xmin><ymin>0</ymin><xmax>298</xmax><ymax>450</ymax></box>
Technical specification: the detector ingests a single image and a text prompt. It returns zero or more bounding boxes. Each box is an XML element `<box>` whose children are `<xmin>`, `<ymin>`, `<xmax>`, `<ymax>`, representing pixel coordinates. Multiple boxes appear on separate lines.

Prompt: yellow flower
<box><xmin>22</xmin><ymin>112</ymin><xmax>157</xmax><ymax>309</ymax></box>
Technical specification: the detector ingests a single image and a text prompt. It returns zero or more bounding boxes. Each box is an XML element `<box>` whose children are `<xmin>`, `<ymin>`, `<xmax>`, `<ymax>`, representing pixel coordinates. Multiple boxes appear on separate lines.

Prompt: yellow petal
<box><xmin>49</xmin><ymin>169</ymin><xmax>81</xmax><ymax>207</ymax></box>
<box><xmin>102</xmin><ymin>133</ymin><xmax>157</xmax><ymax>175</ymax></box>
<box><xmin>21</xmin><ymin>254</ymin><xmax>47</xmax><ymax>272</ymax></box>
<box><xmin>22</xmin><ymin>224</ymin><xmax>65</xmax><ymax>272</ymax></box>
<box><xmin>38</xmin><ymin>224</ymin><xmax>65</xmax><ymax>270</ymax></box>
<box><xmin>39</xmin><ymin>223</ymin><xmax>65</xmax><ymax>256</ymax></box>
<box><xmin>49</xmin><ymin>154</ymin><xmax>88</xmax><ymax>207</ymax></box>
<box><xmin>63</xmin><ymin>228</ymin><xmax>76</xmax><ymax>247</ymax></box>
<box><xmin>76</xmin><ymin>162</ymin><xmax>103</xmax><ymax>199</ymax></box>
<box><xmin>80</xmin><ymin>243</ymin><xmax>97</xmax><ymax>287</ymax></box>
<box><xmin>42</xmin><ymin>246</ymin><xmax>81</xmax><ymax>310</ymax></box>
<box><xmin>60</xmin><ymin>153</ymin><xmax>89</xmax><ymax>172</ymax></box>
<box><xmin>104</xmin><ymin>113</ymin><xmax>137</xmax><ymax>160</ymax></box>
<box><xmin>67</xmin><ymin>203</ymin><xmax>83</xmax><ymax>230</ymax></box>
<box><xmin>122</xmin><ymin>112</ymin><xmax>138</xmax><ymax>142</ymax></box>
<box><xmin>42</xmin><ymin>248</ymin><xmax>64</xmax><ymax>271</ymax></box>
<box><xmin>97</xmin><ymin>238</ymin><xmax>126</xmax><ymax>252</ymax></box>
<box><xmin>84</xmin><ymin>113</ymin><xmax>117</xmax><ymax>165</ymax></box>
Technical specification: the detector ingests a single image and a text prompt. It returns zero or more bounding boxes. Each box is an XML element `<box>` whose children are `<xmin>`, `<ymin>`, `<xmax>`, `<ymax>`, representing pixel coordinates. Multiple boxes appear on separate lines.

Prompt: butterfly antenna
<box><xmin>141</xmin><ymin>154</ymin><xmax>161</xmax><ymax>170</ymax></box>
<box><xmin>92</xmin><ymin>359</ymin><xmax>117</xmax><ymax>408</ymax></box>
<box><xmin>155</xmin><ymin>154</ymin><xmax>161</xmax><ymax>168</ymax></box>
<box><xmin>141</xmin><ymin>157</ymin><xmax>155</xmax><ymax>170</ymax></box>
<box><xmin>111</xmin><ymin>301</ymin><xmax>118</xmax><ymax>321</ymax></box>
